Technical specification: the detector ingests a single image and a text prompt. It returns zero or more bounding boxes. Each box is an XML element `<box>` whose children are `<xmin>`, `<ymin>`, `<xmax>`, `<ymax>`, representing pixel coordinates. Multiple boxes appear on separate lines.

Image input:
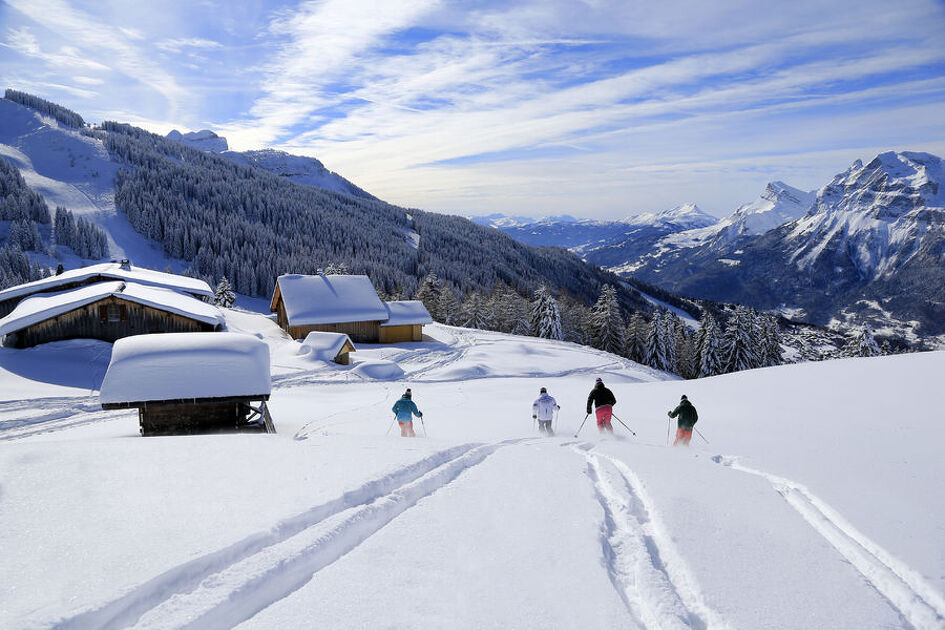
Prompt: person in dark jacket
<box><xmin>586</xmin><ymin>377</ymin><xmax>616</xmax><ymax>433</ymax></box>
<box><xmin>668</xmin><ymin>394</ymin><xmax>698</xmax><ymax>446</ymax></box>
<box><xmin>392</xmin><ymin>388</ymin><xmax>422</xmax><ymax>437</ymax></box>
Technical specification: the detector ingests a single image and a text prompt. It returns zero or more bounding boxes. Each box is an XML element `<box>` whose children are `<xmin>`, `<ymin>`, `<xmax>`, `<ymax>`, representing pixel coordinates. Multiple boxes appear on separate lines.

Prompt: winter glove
<box><xmin>532</xmin><ymin>415</ymin><xmax>537</xmax><ymax>419</ymax></box>
<box><xmin>556</xmin><ymin>405</ymin><xmax>561</xmax><ymax>410</ymax></box>
<box><xmin>419</xmin><ymin>412</ymin><xmax>423</xmax><ymax>417</ymax></box>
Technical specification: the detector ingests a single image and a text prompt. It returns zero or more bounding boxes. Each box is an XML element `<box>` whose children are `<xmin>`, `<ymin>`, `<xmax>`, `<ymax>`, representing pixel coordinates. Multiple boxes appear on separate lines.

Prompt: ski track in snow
<box><xmin>52</xmin><ymin>439</ymin><xmax>529</xmax><ymax>630</ymax></box>
<box><xmin>0</xmin><ymin>397</ymin><xmax>130</xmax><ymax>441</ymax></box>
<box><xmin>581</xmin><ymin>447</ymin><xmax>729</xmax><ymax>630</ymax></box>
<box><xmin>712</xmin><ymin>455</ymin><xmax>945</xmax><ymax>630</ymax></box>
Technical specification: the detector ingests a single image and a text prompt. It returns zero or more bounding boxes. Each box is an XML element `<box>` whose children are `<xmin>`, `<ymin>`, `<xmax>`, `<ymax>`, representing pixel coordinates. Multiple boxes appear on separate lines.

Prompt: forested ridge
<box><xmin>96</xmin><ymin>120</ymin><xmax>642</xmax><ymax>308</ymax></box>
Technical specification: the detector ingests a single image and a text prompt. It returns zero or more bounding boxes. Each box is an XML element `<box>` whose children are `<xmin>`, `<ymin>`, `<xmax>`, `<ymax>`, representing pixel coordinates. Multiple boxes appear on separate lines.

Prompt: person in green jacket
<box><xmin>668</xmin><ymin>394</ymin><xmax>698</xmax><ymax>447</ymax></box>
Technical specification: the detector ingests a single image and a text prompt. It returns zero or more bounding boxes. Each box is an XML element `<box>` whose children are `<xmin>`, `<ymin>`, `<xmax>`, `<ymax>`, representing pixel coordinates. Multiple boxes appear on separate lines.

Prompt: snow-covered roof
<box><xmin>300</xmin><ymin>331</ymin><xmax>356</xmax><ymax>361</ymax></box>
<box><xmin>100</xmin><ymin>332</ymin><xmax>270</xmax><ymax>404</ymax></box>
<box><xmin>381</xmin><ymin>301</ymin><xmax>433</xmax><ymax>327</ymax></box>
<box><xmin>0</xmin><ymin>262</ymin><xmax>213</xmax><ymax>304</ymax></box>
<box><xmin>272</xmin><ymin>274</ymin><xmax>387</xmax><ymax>326</ymax></box>
<box><xmin>0</xmin><ymin>281</ymin><xmax>224</xmax><ymax>337</ymax></box>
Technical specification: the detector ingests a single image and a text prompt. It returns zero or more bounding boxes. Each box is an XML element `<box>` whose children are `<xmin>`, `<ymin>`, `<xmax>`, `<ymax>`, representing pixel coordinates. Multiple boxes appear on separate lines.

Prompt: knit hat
<box><xmin>680</xmin><ymin>394</ymin><xmax>687</xmax><ymax>400</ymax></box>
<box><xmin>595</xmin><ymin>377</ymin><xmax>603</xmax><ymax>384</ymax></box>
<box><xmin>540</xmin><ymin>387</ymin><xmax>547</xmax><ymax>393</ymax></box>
<box><xmin>404</xmin><ymin>388</ymin><xmax>412</xmax><ymax>399</ymax></box>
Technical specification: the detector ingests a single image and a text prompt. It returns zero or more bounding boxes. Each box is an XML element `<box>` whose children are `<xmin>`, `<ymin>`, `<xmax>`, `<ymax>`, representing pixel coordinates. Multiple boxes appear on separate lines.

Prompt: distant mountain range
<box><xmin>479</xmin><ymin>152</ymin><xmax>945</xmax><ymax>338</ymax></box>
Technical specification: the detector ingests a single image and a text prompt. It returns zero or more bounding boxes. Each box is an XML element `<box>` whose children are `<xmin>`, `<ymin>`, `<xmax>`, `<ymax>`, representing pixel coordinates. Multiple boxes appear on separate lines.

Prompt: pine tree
<box><xmin>213</xmin><ymin>276</ymin><xmax>236</xmax><ymax>308</ymax></box>
<box><xmin>760</xmin><ymin>315</ymin><xmax>784</xmax><ymax>367</ymax></box>
<box><xmin>844</xmin><ymin>324</ymin><xmax>881</xmax><ymax>357</ymax></box>
<box><xmin>642</xmin><ymin>310</ymin><xmax>664</xmax><ymax>370</ymax></box>
<box><xmin>626</xmin><ymin>311</ymin><xmax>647</xmax><ymax>363</ymax></box>
<box><xmin>588</xmin><ymin>285</ymin><xmax>625</xmax><ymax>354</ymax></box>
<box><xmin>414</xmin><ymin>273</ymin><xmax>442</xmax><ymax>321</ymax></box>
<box><xmin>530</xmin><ymin>285</ymin><xmax>562</xmax><ymax>340</ymax></box>
<box><xmin>460</xmin><ymin>291</ymin><xmax>493</xmax><ymax>329</ymax></box>
<box><xmin>696</xmin><ymin>314</ymin><xmax>724</xmax><ymax>377</ymax></box>
<box><xmin>722</xmin><ymin>306</ymin><xmax>761</xmax><ymax>373</ymax></box>
<box><xmin>658</xmin><ymin>310</ymin><xmax>678</xmax><ymax>373</ymax></box>
<box><xmin>436</xmin><ymin>286</ymin><xmax>461</xmax><ymax>325</ymax></box>
<box><xmin>674</xmin><ymin>320</ymin><xmax>695</xmax><ymax>379</ymax></box>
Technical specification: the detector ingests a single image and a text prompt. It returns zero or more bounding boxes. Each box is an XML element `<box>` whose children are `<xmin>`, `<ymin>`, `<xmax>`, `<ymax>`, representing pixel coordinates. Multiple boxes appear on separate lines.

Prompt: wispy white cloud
<box><xmin>155</xmin><ymin>37</ymin><xmax>224</xmax><ymax>53</ymax></box>
<box><xmin>4</xmin><ymin>0</ymin><xmax>187</xmax><ymax>117</ymax></box>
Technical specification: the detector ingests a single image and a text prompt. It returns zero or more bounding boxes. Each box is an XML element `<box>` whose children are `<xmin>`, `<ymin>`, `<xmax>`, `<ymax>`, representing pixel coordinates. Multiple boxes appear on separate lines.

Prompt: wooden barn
<box><xmin>300</xmin><ymin>331</ymin><xmax>357</xmax><ymax>364</ymax></box>
<box><xmin>379</xmin><ymin>301</ymin><xmax>433</xmax><ymax>343</ymax></box>
<box><xmin>99</xmin><ymin>332</ymin><xmax>274</xmax><ymax>436</ymax></box>
<box><xmin>271</xmin><ymin>274</ymin><xmax>389</xmax><ymax>342</ymax></box>
<box><xmin>0</xmin><ymin>259</ymin><xmax>213</xmax><ymax>318</ymax></box>
<box><xmin>0</xmin><ymin>281</ymin><xmax>224</xmax><ymax>348</ymax></box>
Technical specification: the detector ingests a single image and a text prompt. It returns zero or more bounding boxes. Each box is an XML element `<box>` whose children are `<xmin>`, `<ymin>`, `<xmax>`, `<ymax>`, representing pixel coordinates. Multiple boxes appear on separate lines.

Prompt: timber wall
<box><xmin>7</xmin><ymin>296</ymin><xmax>217</xmax><ymax>348</ymax></box>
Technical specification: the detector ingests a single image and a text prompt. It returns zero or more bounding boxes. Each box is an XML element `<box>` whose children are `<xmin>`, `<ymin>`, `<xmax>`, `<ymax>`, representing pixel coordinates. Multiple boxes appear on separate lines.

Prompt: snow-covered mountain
<box><xmin>221</xmin><ymin>149</ymin><xmax>375</xmax><ymax>200</ymax></box>
<box><xmin>166</xmin><ymin>129</ymin><xmax>229</xmax><ymax>153</ymax></box>
<box><xmin>623</xmin><ymin>202</ymin><xmax>718</xmax><ymax>231</ymax></box>
<box><xmin>163</xmin><ymin>131</ymin><xmax>374</xmax><ymax>199</ymax></box>
<box><xmin>633</xmin><ymin>152</ymin><xmax>945</xmax><ymax>337</ymax></box>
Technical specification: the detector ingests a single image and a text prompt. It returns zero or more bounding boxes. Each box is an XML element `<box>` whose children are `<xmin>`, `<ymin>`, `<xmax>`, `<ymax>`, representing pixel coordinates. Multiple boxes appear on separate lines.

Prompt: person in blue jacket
<box><xmin>392</xmin><ymin>388</ymin><xmax>423</xmax><ymax>437</ymax></box>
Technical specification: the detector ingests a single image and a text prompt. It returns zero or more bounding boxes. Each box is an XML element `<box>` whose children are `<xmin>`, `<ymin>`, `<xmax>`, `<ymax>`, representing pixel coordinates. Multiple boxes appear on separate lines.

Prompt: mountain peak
<box><xmin>625</xmin><ymin>203</ymin><xmax>716</xmax><ymax>229</ymax></box>
<box><xmin>166</xmin><ymin>129</ymin><xmax>229</xmax><ymax>153</ymax></box>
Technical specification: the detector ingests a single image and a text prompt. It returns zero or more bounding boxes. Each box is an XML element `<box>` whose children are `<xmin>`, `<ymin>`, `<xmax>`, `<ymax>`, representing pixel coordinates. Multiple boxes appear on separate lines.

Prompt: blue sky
<box><xmin>2</xmin><ymin>0</ymin><xmax>944</xmax><ymax>219</ymax></box>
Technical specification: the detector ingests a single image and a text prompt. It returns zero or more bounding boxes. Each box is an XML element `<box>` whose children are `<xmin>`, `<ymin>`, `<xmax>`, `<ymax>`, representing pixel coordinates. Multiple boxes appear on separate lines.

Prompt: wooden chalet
<box><xmin>0</xmin><ymin>259</ymin><xmax>213</xmax><ymax>318</ymax></box>
<box><xmin>99</xmin><ymin>333</ymin><xmax>274</xmax><ymax>436</ymax></box>
<box><xmin>271</xmin><ymin>274</ymin><xmax>389</xmax><ymax>342</ymax></box>
<box><xmin>300</xmin><ymin>331</ymin><xmax>357</xmax><ymax>364</ymax></box>
<box><xmin>0</xmin><ymin>281</ymin><xmax>224</xmax><ymax>348</ymax></box>
<box><xmin>379</xmin><ymin>301</ymin><xmax>433</xmax><ymax>343</ymax></box>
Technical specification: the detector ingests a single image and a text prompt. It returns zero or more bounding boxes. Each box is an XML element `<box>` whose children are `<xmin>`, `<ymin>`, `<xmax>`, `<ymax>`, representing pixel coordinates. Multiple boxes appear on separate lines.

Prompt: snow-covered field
<box><xmin>1</xmin><ymin>311</ymin><xmax>943</xmax><ymax>629</ymax></box>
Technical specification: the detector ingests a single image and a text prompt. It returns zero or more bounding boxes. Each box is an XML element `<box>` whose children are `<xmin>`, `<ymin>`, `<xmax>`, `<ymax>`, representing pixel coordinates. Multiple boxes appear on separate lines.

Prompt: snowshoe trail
<box><xmin>53</xmin><ymin>441</ymin><xmax>523</xmax><ymax>630</ymax></box>
<box><xmin>581</xmin><ymin>448</ymin><xmax>728</xmax><ymax>630</ymax></box>
<box><xmin>712</xmin><ymin>455</ymin><xmax>945</xmax><ymax>630</ymax></box>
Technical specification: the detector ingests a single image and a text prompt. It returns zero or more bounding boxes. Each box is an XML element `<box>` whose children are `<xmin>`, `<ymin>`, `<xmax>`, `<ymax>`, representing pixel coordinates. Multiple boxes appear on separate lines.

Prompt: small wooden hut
<box><xmin>379</xmin><ymin>301</ymin><xmax>433</xmax><ymax>343</ymax></box>
<box><xmin>0</xmin><ymin>260</ymin><xmax>213</xmax><ymax>318</ymax></box>
<box><xmin>99</xmin><ymin>332</ymin><xmax>274</xmax><ymax>436</ymax></box>
<box><xmin>270</xmin><ymin>274</ymin><xmax>388</xmax><ymax>342</ymax></box>
<box><xmin>0</xmin><ymin>281</ymin><xmax>224</xmax><ymax>348</ymax></box>
<box><xmin>300</xmin><ymin>331</ymin><xmax>357</xmax><ymax>364</ymax></box>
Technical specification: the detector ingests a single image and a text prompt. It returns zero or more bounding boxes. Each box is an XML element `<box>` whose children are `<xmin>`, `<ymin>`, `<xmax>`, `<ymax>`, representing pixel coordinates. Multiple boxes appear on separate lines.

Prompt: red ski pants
<box><xmin>674</xmin><ymin>429</ymin><xmax>692</xmax><ymax>446</ymax></box>
<box><xmin>399</xmin><ymin>421</ymin><xmax>415</xmax><ymax>437</ymax></box>
<box><xmin>595</xmin><ymin>406</ymin><xmax>614</xmax><ymax>433</ymax></box>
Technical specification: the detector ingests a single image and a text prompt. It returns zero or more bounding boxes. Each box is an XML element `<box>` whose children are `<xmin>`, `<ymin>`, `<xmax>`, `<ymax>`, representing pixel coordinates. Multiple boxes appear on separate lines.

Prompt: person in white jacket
<box><xmin>532</xmin><ymin>387</ymin><xmax>560</xmax><ymax>436</ymax></box>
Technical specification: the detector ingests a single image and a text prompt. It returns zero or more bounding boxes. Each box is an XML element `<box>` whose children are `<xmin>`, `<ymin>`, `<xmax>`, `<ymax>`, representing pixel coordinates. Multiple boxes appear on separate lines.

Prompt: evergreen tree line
<box><xmin>52</xmin><ymin>207</ymin><xmax>109</xmax><ymax>259</ymax></box>
<box><xmin>95</xmin><ymin>120</ymin><xmax>647</xmax><ymax>310</ymax></box>
<box><xmin>4</xmin><ymin>90</ymin><xmax>85</xmax><ymax>128</ymax></box>
<box><xmin>404</xmin><ymin>275</ymin><xmax>792</xmax><ymax>379</ymax></box>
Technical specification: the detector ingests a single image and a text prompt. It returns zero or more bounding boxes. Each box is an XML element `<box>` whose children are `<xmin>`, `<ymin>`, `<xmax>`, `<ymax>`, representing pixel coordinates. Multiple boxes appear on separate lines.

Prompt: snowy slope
<box><xmin>166</xmin><ymin>129</ymin><xmax>229</xmax><ymax>153</ymax></box>
<box><xmin>222</xmin><ymin>149</ymin><xmax>375</xmax><ymax>199</ymax></box>
<box><xmin>623</xmin><ymin>202</ymin><xmax>718</xmax><ymax>231</ymax></box>
<box><xmin>0</xmin><ymin>310</ymin><xmax>943</xmax><ymax>629</ymax></box>
<box><xmin>0</xmin><ymin>98</ymin><xmax>181</xmax><ymax>271</ymax></box>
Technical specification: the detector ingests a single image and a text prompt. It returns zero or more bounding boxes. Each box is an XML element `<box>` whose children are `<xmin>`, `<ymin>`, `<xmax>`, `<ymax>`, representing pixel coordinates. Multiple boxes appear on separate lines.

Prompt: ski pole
<box><xmin>574</xmin><ymin>413</ymin><xmax>590</xmax><ymax>438</ymax></box>
<box><xmin>610</xmin><ymin>414</ymin><xmax>637</xmax><ymax>437</ymax></box>
<box><xmin>694</xmin><ymin>427</ymin><xmax>709</xmax><ymax>444</ymax></box>
<box><xmin>667</xmin><ymin>417</ymin><xmax>672</xmax><ymax>445</ymax></box>
<box><xmin>418</xmin><ymin>414</ymin><xmax>427</xmax><ymax>437</ymax></box>
<box><xmin>386</xmin><ymin>416</ymin><xmax>396</xmax><ymax>436</ymax></box>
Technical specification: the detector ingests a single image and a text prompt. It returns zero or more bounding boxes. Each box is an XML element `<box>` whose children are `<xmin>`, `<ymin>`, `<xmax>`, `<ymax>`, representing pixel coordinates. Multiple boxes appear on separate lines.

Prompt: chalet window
<box><xmin>107</xmin><ymin>303</ymin><xmax>121</xmax><ymax>322</ymax></box>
